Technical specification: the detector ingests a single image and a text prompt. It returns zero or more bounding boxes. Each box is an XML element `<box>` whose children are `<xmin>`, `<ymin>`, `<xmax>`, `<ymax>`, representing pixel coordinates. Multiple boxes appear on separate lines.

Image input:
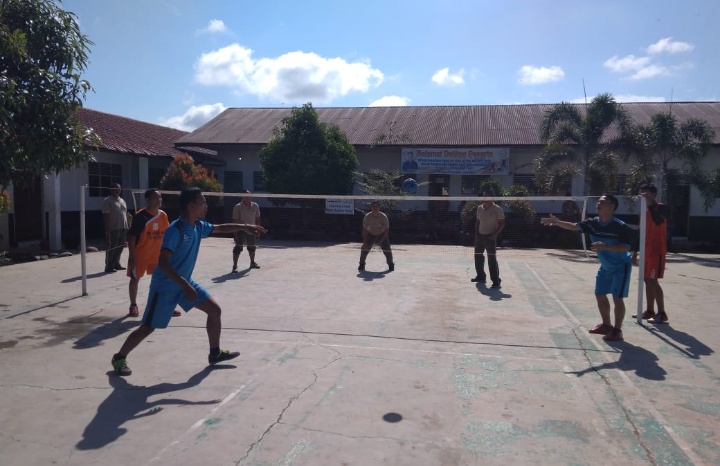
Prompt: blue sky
<box><xmin>63</xmin><ymin>0</ymin><xmax>720</xmax><ymax>131</ymax></box>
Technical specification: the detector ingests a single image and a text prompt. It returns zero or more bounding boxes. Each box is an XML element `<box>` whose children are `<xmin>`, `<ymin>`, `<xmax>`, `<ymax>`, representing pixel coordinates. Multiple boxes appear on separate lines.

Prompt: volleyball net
<box><xmin>82</xmin><ymin>188</ymin><xmax>650</xmax><ymax>323</ymax></box>
<box><xmin>128</xmin><ymin>190</ymin><xmax>644</xmax><ymax>253</ymax></box>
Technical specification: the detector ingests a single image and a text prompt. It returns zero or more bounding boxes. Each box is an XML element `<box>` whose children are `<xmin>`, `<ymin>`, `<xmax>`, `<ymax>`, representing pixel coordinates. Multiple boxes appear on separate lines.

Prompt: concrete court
<box><xmin>0</xmin><ymin>238</ymin><xmax>718</xmax><ymax>466</ymax></box>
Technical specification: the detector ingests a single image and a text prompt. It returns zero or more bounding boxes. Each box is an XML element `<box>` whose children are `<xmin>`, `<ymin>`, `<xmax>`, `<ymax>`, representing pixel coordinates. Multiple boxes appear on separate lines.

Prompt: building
<box><xmin>0</xmin><ymin>108</ymin><xmax>218</xmax><ymax>251</ymax></box>
<box><xmin>176</xmin><ymin>103</ymin><xmax>720</xmax><ymax>242</ymax></box>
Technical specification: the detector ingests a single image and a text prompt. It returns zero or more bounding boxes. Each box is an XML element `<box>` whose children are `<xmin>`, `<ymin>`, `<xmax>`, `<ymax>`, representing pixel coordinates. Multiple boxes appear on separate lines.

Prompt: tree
<box><xmin>0</xmin><ymin>0</ymin><xmax>97</xmax><ymax>196</ymax></box>
<box><xmin>535</xmin><ymin>93</ymin><xmax>631</xmax><ymax>195</ymax></box>
<box><xmin>158</xmin><ymin>154</ymin><xmax>223</xmax><ymax>193</ymax></box>
<box><xmin>258</xmin><ymin>103</ymin><xmax>359</xmax><ymax>196</ymax></box>
<box><xmin>626</xmin><ymin>112</ymin><xmax>717</xmax><ymax>209</ymax></box>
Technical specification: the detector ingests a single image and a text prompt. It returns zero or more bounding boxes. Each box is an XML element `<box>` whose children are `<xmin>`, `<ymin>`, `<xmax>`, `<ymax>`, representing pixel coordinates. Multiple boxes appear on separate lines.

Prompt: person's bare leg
<box><xmin>129</xmin><ymin>278</ymin><xmax>139</xmax><ymax>306</ymax></box>
<box><xmin>612</xmin><ymin>297</ymin><xmax>626</xmax><ymax>329</ymax></box>
<box><xmin>196</xmin><ymin>297</ymin><xmax>222</xmax><ymax>349</ymax></box>
<box><xmin>644</xmin><ymin>278</ymin><xmax>656</xmax><ymax>312</ymax></box>
<box><xmin>596</xmin><ymin>295</ymin><xmax>612</xmax><ymax>326</ymax></box>
<box><xmin>118</xmin><ymin>325</ymin><xmax>154</xmax><ymax>357</ymax></box>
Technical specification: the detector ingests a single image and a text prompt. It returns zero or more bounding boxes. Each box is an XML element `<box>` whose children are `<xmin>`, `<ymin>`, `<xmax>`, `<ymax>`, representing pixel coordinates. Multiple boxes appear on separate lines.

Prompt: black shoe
<box><xmin>490</xmin><ymin>280</ymin><xmax>502</xmax><ymax>289</ymax></box>
<box><xmin>231</xmin><ymin>266</ymin><xmax>238</xmax><ymax>273</ymax></box>
<box><xmin>471</xmin><ymin>276</ymin><xmax>486</xmax><ymax>283</ymax></box>
<box><xmin>209</xmin><ymin>349</ymin><xmax>240</xmax><ymax>365</ymax></box>
<box><xmin>250</xmin><ymin>262</ymin><xmax>260</xmax><ymax>269</ymax></box>
<box><xmin>388</xmin><ymin>263</ymin><xmax>395</xmax><ymax>272</ymax></box>
<box><xmin>358</xmin><ymin>264</ymin><xmax>365</xmax><ymax>272</ymax></box>
<box><xmin>105</xmin><ymin>268</ymin><xmax>116</xmax><ymax>273</ymax></box>
<box><xmin>114</xmin><ymin>265</ymin><xmax>126</xmax><ymax>270</ymax></box>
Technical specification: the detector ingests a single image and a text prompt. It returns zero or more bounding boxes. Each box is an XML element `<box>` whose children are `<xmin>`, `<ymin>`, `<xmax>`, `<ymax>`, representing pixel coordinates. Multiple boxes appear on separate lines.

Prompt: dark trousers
<box><xmin>359</xmin><ymin>234</ymin><xmax>394</xmax><ymax>266</ymax></box>
<box><xmin>474</xmin><ymin>234</ymin><xmax>500</xmax><ymax>283</ymax></box>
<box><xmin>106</xmin><ymin>229</ymin><xmax>127</xmax><ymax>270</ymax></box>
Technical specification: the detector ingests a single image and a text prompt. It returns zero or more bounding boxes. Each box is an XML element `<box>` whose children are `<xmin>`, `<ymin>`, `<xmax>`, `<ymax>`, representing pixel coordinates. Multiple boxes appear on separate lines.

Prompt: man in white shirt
<box><xmin>358</xmin><ymin>201</ymin><xmax>394</xmax><ymax>272</ymax></box>
<box><xmin>231</xmin><ymin>190</ymin><xmax>262</xmax><ymax>272</ymax></box>
<box><xmin>102</xmin><ymin>182</ymin><xmax>128</xmax><ymax>274</ymax></box>
<box><xmin>472</xmin><ymin>191</ymin><xmax>505</xmax><ymax>288</ymax></box>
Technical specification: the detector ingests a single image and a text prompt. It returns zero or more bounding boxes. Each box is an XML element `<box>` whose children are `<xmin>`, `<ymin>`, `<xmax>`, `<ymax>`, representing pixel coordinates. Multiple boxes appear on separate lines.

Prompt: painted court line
<box><xmin>149</xmin><ymin>386</ymin><xmax>245</xmax><ymax>464</ymax></box>
<box><xmin>530</xmin><ymin>263</ymin><xmax>703</xmax><ymax>465</ymax></box>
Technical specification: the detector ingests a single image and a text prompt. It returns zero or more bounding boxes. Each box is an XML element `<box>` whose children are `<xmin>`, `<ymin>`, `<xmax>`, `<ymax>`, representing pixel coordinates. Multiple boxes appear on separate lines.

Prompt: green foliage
<box><xmin>258</xmin><ymin>103</ymin><xmax>359</xmax><ymax>198</ymax></box>
<box><xmin>626</xmin><ymin>112</ymin><xmax>717</xmax><ymax>209</ymax></box>
<box><xmin>503</xmin><ymin>184</ymin><xmax>536</xmax><ymax>222</ymax></box>
<box><xmin>535</xmin><ymin>93</ymin><xmax>630</xmax><ymax>195</ymax></box>
<box><xmin>159</xmin><ymin>154</ymin><xmax>222</xmax><ymax>192</ymax></box>
<box><xmin>0</xmin><ymin>0</ymin><xmax>98</xmax><ymax>195</ymax></box>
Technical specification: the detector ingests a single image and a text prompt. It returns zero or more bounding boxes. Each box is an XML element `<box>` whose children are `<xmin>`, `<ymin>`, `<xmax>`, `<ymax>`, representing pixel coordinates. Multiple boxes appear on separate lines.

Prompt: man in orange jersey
<box><xmin>126</xmin><ymin>189</ymin><xmax>178</xmax><ymax>318</ymax></box>
<box><xmin>632</xmin><ymin>184</ymin><xmax>669</xmax><ymax>324</ymax></box>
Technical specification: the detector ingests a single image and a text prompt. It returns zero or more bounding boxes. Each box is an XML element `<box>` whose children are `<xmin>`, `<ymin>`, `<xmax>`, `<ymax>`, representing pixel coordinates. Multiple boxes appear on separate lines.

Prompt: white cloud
<box><xmin>603</xmin><ymin>55</ymin><xmax>652</xmax><ymax>73</ymax></box>
<box><xmin>628</xmin><ymin>64</ymin><xmax>669</xmax><ymax>80</ymax></box>
<box><xmin>194</xmin><ymin>44</ymin><xmax>384</xmax><ymax>104</ymax></box>
<box><xmin>646</xmin><ymin>37</ymin><xmax>694</xmax><ymax>55</ymax></box>
<box><xmin>517</xmin><ymin>65</ymin><xmax>564</xmax><ymax>85</ymax></box>
<box><xmin>431</xmin><ymin>68</ymin><xmax>465</xmax><ymax>86</ymax></box>
<box><xmin>197</xmin><ymin>19</ymin><xmax>228</xmax><ymax>35</ymax></box>
<box><xmin>604</xmin><ymin>54</ymin><xmax>670</xmax><ymax>80</ymax></box>
<box><xmin>369</xmin><ymin>96</ymin><xmax>410</xmax><ymax>107</ymax></box>
<box><xmin>161</xmin><ymin>103</ymin><xmax>227</xmax><ymax>131</ymax></box>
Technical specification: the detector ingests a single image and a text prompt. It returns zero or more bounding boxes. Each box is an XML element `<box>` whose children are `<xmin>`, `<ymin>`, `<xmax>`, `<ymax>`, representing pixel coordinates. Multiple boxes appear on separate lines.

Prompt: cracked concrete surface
<box><xmin>1</xmin><ymin>239</ymin><xmax>719</xmax><ymax>465</ymax></box>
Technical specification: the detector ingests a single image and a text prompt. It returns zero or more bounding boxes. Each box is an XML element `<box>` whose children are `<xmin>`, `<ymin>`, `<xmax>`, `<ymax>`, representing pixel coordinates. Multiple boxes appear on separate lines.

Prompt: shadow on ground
<box><xmin>567</xmin><ymin>341</ymin><xmax>667</xmax><ymax>380</ymax></box>
<box><xmin>76</xmin><ymin>366</ymin><xmax>231</xmax><ymax>450</ymax></box>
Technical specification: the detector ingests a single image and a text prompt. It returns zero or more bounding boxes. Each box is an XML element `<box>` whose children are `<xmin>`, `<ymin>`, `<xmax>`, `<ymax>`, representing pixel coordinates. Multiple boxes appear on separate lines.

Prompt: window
<box><xmin>253</xmin><ymin>171</ymin><xmax>267</xmax><ymax>192</ymax></box>
<box><xmin>461</xmin><ymin>175</ymin><xmax>489</xmax><ymax>195</ymax></box>
<box><xmin>148</xmin><ymin>167</ymin><xmax>165</xmax><ymax>189</ymax></box>
<box><xmin>88</xmin><ymin>162</ymin><xmax>122</xmax><ymax>197</ymax></box>
<box><xmin>224</xmin><ymin>171</ymin><xmax>244</xmax><ymax>193</ymax></box>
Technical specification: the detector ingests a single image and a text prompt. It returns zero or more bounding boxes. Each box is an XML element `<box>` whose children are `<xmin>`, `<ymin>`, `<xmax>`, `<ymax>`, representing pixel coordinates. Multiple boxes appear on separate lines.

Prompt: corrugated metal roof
<box><xmin>175</xmin><ymin>102</ymin><xmax>720</xmax><ymax>147</ymax></box>
<box><xmin>73</xmin><ymin>108</ymin><xmax>216</xmax><ymax>158</ymax></box>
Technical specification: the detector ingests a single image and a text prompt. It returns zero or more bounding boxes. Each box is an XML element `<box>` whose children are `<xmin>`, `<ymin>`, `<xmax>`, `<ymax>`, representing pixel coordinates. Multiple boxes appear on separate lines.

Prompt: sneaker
<box><xmin>589</xmin><ymin>323</ymin><xmax>613</xmax><ymax>335</ymax></box>
<box><xmin>603</xmin><ymin>328</ymin><xmax>624</xmax><ymax>341</ymax></box>
<box><xmin>648</xmin><ymin>312</ymin><xmax>669</xmax><ymax>324</ymax></box>
<box><xmin>128</xmin><ymin>304</ymin><xmax>139</xmax><ymax>317</ymax></box>
<box><xmin>231</xmin><ymin>266</ymin><xmax>238</xmax><ymax>274</ymax></box>
<box><xmin>172</xmin><ymin>310</ymin><xmax>182</xmax><ymax>317</ymax></box>
<box><xmin>208</xmin><ymin>349</ymin><xmax>240</xmax><ymax>365</ymax></box>
<box><xmin>112</xmin><ymin>355</ymin><xmax>132</xmax><ymax>376</ymax></box>
<box><xmin>631</xmin><ymin>310</ymin><xmax>656</xmax><ymax>319</ymax></box>
<box><xmin>104</xmin><ymin>268</ymin><xmax>116</xmax><ymax>273</ymax></box>
<box><xmin>490</xmin><ymin>280</ymin><xmax>502</xmax><ymax>289</ymax></box>
<box><xmin>358</xmin><ymin>264</ymin><xmax>365</xmax><ymax>272</ymax></box>
<box><xmin>114</xmin><ymin>265</ymin><xmax>126</xmax><ymax>270</ymax></box>
<box><xmin>388</xmin><ymin>263</ymin><xmax>395</xmax><ymax>272</ymax></box>
<box><xmin>470</xmin><ymin>276</ymin><xmax>486</xmax><ymax>283</ymax></box>
<box><xmin>250</xmin><ymin>262</ymin><xmax>260</xmax><ymax>269</ymax></box>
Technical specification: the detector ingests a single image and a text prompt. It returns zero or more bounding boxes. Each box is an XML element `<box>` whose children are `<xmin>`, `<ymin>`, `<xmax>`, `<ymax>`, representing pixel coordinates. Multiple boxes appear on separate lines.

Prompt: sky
<box><xmin>62</xmin><ymin>0</ymin><xmax>720</xmax><ymax>132</ymax></box>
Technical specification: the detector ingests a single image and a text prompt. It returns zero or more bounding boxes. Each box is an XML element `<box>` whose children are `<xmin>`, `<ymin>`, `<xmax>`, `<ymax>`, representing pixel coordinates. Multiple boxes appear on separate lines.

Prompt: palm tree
<box><xmin>627</xmin><ymin>112</ymin><xmax>716</xmax><ymax>209</ymax></box>
<box><xmin>535</xmin><ymin>93</ymin><xmax>631</xmax><ymax>195</ymax></box>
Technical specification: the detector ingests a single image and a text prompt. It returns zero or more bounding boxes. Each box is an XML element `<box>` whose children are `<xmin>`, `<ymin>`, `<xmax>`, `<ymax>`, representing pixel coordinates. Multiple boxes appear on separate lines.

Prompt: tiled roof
<box><xmin>73</xmin><ymin>108</ymin><xmax>216</xmax><ymax>158</ymax></box>
<box><xmin>175</xmin><ymin>102</ymin><xmax>720</xmax><ymax>147</ymax></box>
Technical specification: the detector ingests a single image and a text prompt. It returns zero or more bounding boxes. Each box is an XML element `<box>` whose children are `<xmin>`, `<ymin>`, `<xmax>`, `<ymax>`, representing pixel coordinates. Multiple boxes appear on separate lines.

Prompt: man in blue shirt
<box><xmin>111</xmin><ymin>187</ymin><xmax>267</xmax><ymax>376</ymax></box>
<box><xmin>542</xmin><ymin>194</ymin><xmax>638</xmax><ymax>342</ymax></box>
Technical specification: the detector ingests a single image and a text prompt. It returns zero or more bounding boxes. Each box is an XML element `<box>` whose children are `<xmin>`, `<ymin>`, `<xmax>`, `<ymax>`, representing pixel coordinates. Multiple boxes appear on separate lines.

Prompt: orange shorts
<box><xmin>127</xmin><ymin>261</ymin><xmax>157</xmax><ymax>280</ymax></box>
<box><xmin>643</xmin><ymin>253</ymin><xmax>665</xmax><ymax>279</ymax></box>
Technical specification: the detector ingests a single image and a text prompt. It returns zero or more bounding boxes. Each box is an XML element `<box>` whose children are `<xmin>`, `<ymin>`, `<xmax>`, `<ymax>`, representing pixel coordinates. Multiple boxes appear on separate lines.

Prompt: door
<box><xmin>12</xmin><ymin>175</ymin><xmax>43</xmax><ymax>244</ymax></box>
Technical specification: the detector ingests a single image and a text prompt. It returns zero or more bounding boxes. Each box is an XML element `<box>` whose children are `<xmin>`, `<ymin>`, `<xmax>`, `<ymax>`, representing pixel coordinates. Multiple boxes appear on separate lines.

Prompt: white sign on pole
<box><xmin>325</xmin><ymin>198</ymin><xmax>355</xmax><ymax>215</ymax></box>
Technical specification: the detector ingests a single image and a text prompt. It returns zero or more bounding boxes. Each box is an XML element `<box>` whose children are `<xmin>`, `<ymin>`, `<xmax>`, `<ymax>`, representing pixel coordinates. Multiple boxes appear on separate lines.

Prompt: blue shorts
<box><xmin>142</xmin><ymin>280</ymin><xmax>211</xmax><ymax>329</ymax></box>
<box><xmin>595</xmin><ymin>262</ymin><xmax>632</xmax><ymax>299</ymax></box>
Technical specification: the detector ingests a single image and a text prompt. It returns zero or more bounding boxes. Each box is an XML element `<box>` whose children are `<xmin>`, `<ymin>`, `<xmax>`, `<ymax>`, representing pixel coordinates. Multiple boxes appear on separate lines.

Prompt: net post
<box><xmin>80</xmin><ymin>184</ymin><xmax>88</xmax><ymax>296</ymax></box>
<box><xmin>636</xmin><ymin>196</ymin><xmax>647</xmax><ymax>324</ymax></box>
<box><xmin>581</xmin><ymin>197</ymin><xmax>589</xmax><ymax>257</ymax></box>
